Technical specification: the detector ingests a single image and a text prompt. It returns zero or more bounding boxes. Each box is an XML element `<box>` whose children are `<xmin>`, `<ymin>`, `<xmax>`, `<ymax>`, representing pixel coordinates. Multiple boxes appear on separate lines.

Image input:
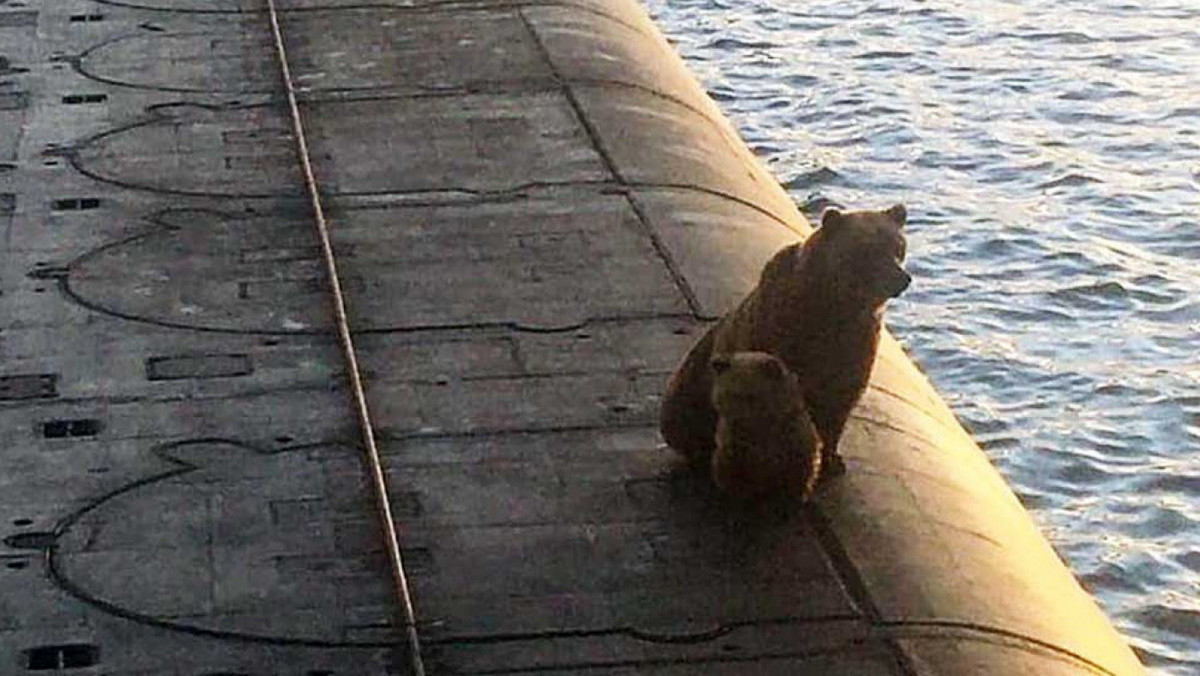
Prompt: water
<box><xmin>642</xmin><ymin>0</ymin><xmax>1200</xmax><ymax>671</ymax></box>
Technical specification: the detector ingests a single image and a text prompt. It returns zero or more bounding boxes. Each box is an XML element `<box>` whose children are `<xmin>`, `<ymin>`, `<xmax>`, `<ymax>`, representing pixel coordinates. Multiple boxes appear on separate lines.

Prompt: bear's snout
<box><xmin>887</xmin><ymin>268</ymin><xmax>911</xmax><ymax>298</ymax></box>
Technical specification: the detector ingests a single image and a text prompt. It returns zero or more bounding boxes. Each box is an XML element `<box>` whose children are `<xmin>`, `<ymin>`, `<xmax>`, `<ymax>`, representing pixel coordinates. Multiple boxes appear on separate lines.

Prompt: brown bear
<box><xmin>660</xmin><ymin>204</ymin><xmax>909</xmax><ymax>476</ymax></box>
<box><xmin>710</xmin><ymin>352</ymin><xmax>823</xmax><ymax>502</ymax></box>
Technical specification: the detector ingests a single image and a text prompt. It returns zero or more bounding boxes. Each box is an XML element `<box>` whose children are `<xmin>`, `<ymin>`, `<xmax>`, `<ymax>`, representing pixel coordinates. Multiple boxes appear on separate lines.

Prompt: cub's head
<box><xmin>812</xmin><ymin>203</ymin><xmax>910</xmax><ymax>309</ymax></box>
<box><xmin>710</xmin><ymin>351</ymin><xmax>799</xmax><ymax>417</ymax></box>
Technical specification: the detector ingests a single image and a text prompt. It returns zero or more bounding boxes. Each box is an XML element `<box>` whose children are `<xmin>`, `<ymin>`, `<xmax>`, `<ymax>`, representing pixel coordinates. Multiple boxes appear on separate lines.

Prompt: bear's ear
<box><xmin>710</xmin><ymin>355</ymin><xmax>732</xmax><ymax>375</ymax></box>
<box><xmin>761</xmin><ymin>357</ymin><xmax>787</xmax><ymax>379</ymax></box>
<box><xmin>821</xmin><ymin>208</ymin><xmax>844</xmax><ymax>231</ymax></box>
<box><xmin>886</xmin><ymin>204</ymin><xmax>907</xmax><ymax>227</ymax></box>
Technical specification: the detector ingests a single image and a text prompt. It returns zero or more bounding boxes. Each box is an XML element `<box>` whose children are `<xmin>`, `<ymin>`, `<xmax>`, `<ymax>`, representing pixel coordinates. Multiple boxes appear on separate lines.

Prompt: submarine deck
<box><xmin>0</xmin><ymin>0</ymin><xmax>1143</xmax><ymax>674</ymax></box>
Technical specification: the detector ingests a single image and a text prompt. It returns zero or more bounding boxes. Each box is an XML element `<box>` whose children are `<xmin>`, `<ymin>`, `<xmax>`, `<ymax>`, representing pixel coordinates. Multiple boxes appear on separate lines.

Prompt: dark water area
<box><xmin>643</xmin><ymin>0</ymin><xmax>1200</xmax><ymax>671</ymax></box>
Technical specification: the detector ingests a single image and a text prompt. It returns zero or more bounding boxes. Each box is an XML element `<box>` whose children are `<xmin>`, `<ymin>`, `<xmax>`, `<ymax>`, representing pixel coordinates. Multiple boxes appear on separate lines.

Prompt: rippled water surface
<box><xmin>642</xmin><ymin>0</ymin><xmax>1200</xmax><ymax>670</ymax></box>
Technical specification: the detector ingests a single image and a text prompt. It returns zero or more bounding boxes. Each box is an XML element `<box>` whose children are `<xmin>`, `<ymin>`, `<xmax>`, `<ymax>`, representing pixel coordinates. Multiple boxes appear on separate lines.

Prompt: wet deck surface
<box><xmin>0</xmin><ymin>1</ymin><xmax>1143</xmax><ymax>675</ymax></box>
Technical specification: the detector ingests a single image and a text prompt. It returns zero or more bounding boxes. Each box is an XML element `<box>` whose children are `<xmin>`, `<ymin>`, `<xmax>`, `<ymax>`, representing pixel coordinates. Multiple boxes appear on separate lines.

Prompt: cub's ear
<box><xmin>821</xmin><ymin>208</ymin><xmax>844</xmax><ymax>231</ymax></box>
<box><xmin>886</xmin><ymin>203</ymin><xmax>907</xmax><ymax>227</ymax></box>
<box><xmin>710</xmin><ymin>355</ymin><xmax>732</xmax><ymax>375</ymax></box>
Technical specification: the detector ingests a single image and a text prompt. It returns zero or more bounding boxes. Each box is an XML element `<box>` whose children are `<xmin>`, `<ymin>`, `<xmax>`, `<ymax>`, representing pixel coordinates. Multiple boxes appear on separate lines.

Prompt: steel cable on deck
<box><xmin>262</xmin><ymin>2</ymin><xmax>426</xmax><ymax>673</ymax></box>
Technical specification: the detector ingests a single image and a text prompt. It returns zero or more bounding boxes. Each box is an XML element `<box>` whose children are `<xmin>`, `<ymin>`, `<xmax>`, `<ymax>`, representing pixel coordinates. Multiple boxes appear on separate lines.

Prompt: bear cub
<box><xmin>710</xmin><ymin>352</ymin><xmax>823</xmax><ymax>502</ymax></box>
<box><xmin>661</xmin><ymin>204</ymin><xmax>910</xmax><ymax>482</ymax></box>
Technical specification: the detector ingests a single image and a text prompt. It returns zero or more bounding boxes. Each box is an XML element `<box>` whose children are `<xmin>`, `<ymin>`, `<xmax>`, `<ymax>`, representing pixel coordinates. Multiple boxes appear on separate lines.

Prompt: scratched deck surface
<box><xmin>0</xmin><ymin>1</ymin><xmax>1143</xmax><ymax>674</ymax></box>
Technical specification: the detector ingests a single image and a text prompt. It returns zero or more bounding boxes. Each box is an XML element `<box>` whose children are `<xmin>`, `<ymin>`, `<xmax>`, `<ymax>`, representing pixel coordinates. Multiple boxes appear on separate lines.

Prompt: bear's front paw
<box><xmin>821</xmin><ymin>453</ymin><xmax>847</xmax><ymax>480</ymax></box>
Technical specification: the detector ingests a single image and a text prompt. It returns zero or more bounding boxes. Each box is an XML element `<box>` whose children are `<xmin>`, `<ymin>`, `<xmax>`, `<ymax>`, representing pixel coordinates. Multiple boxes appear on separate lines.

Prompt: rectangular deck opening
<box><xmin>41</xmin><ymin>419</ymin><xmax>103</xmax><ymax>439</ymax></box>
<box><xmin>0</xmin><ymin>374</ymin><xmax>58</xmax><ymax>401</ymax></box>
<box><xmin>24</xmin><ymin>643</ymin><xmax>100</xmax><ymax>670</ymax></box>
<box><xmin>51</xmin><ymin>198</ymin><xmax>101</xmax><ymax>211</ymax></box>
<box><xmin>61</xmin><ymin>93</ymin><xmax>107</xmax><ymax>105</ymax></box>
<box><xmin>146</xmin><ymin>354</ymin><xmax>253</xmax><ymax>381</ymax></box>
